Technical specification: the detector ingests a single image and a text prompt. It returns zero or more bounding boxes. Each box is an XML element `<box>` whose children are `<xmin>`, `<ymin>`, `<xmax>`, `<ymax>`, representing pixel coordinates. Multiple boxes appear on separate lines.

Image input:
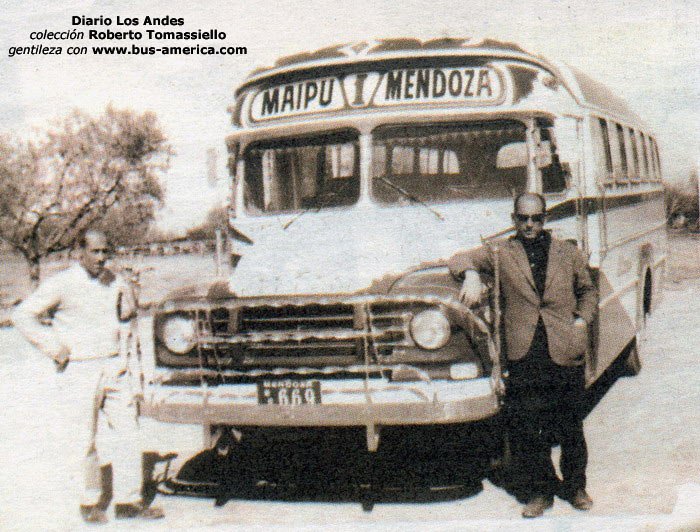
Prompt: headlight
<box><xmin>409</xmin><ymin>309</ymin><xmax>451</xmax><ymax>350</ymax></box>
<box><xmin>160</xmin><ymin>315</ymin><xmax>197</xmax><ymax>354</ymax></box>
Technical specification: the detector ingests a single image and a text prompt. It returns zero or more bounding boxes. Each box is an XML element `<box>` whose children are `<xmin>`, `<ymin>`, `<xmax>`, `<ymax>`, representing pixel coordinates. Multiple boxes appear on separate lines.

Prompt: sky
<box><xmin>1</xmin><ymin>0</ymin><xmax>697</xmax><ymax>232</ymax></box>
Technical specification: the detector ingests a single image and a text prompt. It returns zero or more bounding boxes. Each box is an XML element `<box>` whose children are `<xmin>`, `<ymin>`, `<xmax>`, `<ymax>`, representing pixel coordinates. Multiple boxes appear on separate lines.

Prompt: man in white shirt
<box><xmin>12</xmin><ymin>230</ymin><xmax>163</xmax><ymax>523</ymax></box>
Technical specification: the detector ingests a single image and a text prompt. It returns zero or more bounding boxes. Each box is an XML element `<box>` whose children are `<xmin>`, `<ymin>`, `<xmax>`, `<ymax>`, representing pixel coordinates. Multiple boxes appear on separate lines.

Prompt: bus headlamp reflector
<box><xmin>409</xmin><ymin>309</ymin><xmax>451</xmax><ymax>350</ymax></box>
<box><xmin>161</xmin><ymin>315</ymin><xmax>197</xmax><ymax>354</ymax></box>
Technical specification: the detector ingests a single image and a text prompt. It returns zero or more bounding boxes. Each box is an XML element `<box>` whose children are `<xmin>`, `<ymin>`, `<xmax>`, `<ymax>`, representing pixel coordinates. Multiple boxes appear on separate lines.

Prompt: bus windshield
<box><xmin>371</xmin><ymin>120</ymin><xmax>527</xmax><ymax>204</ymax></box>
<box><xmin>244</xmin><ymin>130</ymin><xmax>360</xmax><ymax>214</ymax></box>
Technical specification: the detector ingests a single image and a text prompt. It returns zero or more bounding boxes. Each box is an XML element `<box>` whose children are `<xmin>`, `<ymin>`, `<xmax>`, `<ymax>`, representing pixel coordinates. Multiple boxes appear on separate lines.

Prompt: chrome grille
<box><xmin>239</xmin><ymin>303</ymin><xmax>355</xmax><ymax>332</ymax></box>
<box><xmin>198</xmin><ymin>301</ymin><xmax>426</xmax><ymax>368</ymax></box>
<box><xmin>365</xmin><ymin>302</ymin><xmax>414</xmax><ymax>358</ymax></box>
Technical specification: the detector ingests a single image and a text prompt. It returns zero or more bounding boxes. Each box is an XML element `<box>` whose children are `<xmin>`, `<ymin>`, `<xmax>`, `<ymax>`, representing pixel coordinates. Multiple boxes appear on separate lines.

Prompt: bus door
<box><xmin>534</xmin><ymin>117</ymin><xmax>588</xmax><ymax>246</ymax></box>
<box><xmin>538</xmin><ymin>116</ymin><xmax>600</xmax><ymax>383</ymax></box>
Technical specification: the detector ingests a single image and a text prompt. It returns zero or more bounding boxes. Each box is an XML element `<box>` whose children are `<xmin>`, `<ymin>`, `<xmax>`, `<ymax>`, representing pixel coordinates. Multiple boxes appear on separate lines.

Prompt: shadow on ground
<box><xmin>151</xmin><ymin>362</ymin><xmax>627</xmax><ymax>511</ymax></box>
<box><xmin>157</xmin><ymin>419</ymin><xmax>503</xmax><ymax>511</ymax></box>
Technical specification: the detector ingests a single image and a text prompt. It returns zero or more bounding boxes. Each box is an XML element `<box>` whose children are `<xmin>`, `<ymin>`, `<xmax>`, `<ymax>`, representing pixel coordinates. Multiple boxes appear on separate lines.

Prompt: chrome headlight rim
<box><xmin>159</xmin><ymin>313</ymin><xmax>197</xmax><ymax>355</ymax></box>
<box><xmin>409</xmin><ymin>308</ymin><xmax>451</xmax><ymax>350</ymax></box>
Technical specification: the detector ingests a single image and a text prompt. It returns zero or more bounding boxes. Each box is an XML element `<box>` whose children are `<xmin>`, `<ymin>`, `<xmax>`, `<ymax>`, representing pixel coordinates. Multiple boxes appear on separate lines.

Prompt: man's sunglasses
<box><xmin>514</xmin><ymin>213</ymin><xmax>546</xmax><ymax>223</ymax></box>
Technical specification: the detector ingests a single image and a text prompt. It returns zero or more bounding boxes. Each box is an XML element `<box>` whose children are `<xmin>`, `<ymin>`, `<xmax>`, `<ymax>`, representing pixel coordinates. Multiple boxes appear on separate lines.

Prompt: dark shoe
<box><xmin>80</xmin><ymin>504</ymin><xmax>108</xmax><ymax>524</ymax></box>
<box><xmin>521</xmin><ymin>495</ymin><xmax>554</xmax><ymax>518</ymax></box>
<box><xmin>114</xmin><ymin>502</ymin><xmax>165</xmax><ymax>520</ymax></box>
<box><xmin>570</xmin><ymin>488</ymin><xmax>593</xmax><ymax>511</ymax></box>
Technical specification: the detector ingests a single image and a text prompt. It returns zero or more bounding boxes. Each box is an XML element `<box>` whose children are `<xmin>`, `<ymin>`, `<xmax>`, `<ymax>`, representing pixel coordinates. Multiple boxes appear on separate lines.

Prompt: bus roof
<box><xmin>236</xmin><ymin>38</ymin><xmax>646</xmax><ymax>128</ymax></box>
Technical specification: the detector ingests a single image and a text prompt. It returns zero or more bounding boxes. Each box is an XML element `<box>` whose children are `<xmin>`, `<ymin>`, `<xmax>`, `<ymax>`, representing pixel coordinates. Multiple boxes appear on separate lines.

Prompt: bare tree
<box><xmin>665</xmin><ymin>168</ymin><xmax>699</xmax><ymax>227</ymax></box>
<box><xmin>0</xmin><ymin>106</ymin><xmax>171</xmax><ymax>282</ymax></box>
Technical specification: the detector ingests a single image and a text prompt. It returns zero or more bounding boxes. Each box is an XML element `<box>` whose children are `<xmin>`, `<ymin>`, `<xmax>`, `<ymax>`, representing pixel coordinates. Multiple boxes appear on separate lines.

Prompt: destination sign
<box><xmin>374</xmin><ymin>67</ymin><xmax>503</xmax><ymax>106</ymax></box>
<box><xmin>249</xmin><ymin>65</ymin><xmax>505</xmax><ymax>122</ymax></box>
<box><xmin>250</xmin><ymin>76</ymin><xmax>345</xmax><ymax>121</ymax></box>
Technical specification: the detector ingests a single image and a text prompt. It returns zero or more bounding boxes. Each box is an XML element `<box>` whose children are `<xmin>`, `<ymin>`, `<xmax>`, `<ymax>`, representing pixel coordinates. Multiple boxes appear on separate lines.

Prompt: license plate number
<box><xmin>256</xmin><ymin>379</ymin><xmax>321</xmax><ymax>405</ymax></box>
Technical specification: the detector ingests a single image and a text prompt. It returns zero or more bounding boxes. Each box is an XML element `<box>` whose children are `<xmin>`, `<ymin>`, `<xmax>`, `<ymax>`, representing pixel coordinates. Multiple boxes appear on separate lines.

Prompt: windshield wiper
<box><xmin>282</xmin><ymin>179</ymin><xmax>354</xmax><ymax>230</ymax></box>
<box><xmin>281</xmin><ymin>200</ymin><xmax>321</xmax><ymax>230</ymax></box>
<box><xmin>377</xmin><ymin>176</ymin><xmax>444</xmax><ymax>221</ymax></box>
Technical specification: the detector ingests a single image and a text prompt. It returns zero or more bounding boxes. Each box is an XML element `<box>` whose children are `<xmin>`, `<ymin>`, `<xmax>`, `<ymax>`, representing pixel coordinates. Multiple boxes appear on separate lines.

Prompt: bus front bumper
<box><xmin>140</xmin><ymin>377</ymin><xmax>499</xmax><ymax>428</ymax></box>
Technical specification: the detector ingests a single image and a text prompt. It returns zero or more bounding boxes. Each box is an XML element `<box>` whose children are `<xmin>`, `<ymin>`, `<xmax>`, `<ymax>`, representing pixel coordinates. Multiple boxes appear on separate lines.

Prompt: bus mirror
<box><xmin>535</xmin><ymin>141</ymin><xmax>553</xmax><ymax>168</ymax></box>
<box><xmin>497</xmin><ymin>141</ymin><xmax>553</xmax><ymax>169</ymax></box>
<box><xmin>496</xmin><ymin>142</ymin><xmax>528</xmax><ymax>168</ymax></box>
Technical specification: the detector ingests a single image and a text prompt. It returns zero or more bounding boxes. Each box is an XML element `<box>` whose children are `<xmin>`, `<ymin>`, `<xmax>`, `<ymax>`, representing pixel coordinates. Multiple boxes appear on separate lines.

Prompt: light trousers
<box><xmin>59</xmin><ymin>356</ymin><xmax>143</xmax><ymax>506</ymax></box>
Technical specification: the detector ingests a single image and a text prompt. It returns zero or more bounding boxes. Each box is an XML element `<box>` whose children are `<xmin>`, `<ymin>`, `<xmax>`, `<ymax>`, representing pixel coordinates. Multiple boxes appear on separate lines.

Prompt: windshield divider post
<box><xmin>525</xmin><ymin>118</ymin><xmax>543</xmax><ymax>193</ymax></box>
<box><xmin>358</xmin><ymin>133</ymin><xmax>373</xmax><ymax>206</ymax></box>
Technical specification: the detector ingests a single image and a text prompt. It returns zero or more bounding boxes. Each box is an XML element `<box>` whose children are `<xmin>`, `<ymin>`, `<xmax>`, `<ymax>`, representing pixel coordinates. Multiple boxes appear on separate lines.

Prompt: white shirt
<box><xmin>12</xmin><ymin>263</ymin><xmax>127</xmax><ymax>360</ymax></box>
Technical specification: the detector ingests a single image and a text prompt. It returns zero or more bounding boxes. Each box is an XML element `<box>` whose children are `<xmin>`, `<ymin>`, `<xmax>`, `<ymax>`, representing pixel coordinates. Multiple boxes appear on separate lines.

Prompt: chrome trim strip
<box><xmin>599</xmin><ymin>277</ymin><xmax>638</xmax><ymax>310</ymax></box>
<box><xmin>603</xmin><ymin>221</ymin><xmax>666</xmax><ymax>254</ymax></box>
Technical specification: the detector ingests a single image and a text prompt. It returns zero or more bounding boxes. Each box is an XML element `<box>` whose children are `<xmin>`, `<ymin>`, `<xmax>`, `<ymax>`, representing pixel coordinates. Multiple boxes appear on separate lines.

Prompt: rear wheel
<box><xmin>623</xmin><ymin>270</ymin><xmax>652</xmax><ymax>377</ymax></box>
<box><xmin>642</xmin><ymin>269</ymin><xmax>653</xmax><ymax>319</ymax></box>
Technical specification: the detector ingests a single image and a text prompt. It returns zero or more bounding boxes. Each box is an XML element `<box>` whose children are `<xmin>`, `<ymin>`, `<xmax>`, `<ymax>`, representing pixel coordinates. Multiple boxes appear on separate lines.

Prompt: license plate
<box><xmin>256</xmin><ymin>379</ymin><xmax>321</xmax><ymax>405</ymax></box>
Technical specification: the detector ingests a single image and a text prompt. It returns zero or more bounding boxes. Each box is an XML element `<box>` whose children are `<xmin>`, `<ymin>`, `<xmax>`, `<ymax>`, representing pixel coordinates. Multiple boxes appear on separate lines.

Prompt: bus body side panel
<box><xmin>581</xmin><ymin>110</ymin><xmax>667</xmax><ymax>383</ymax></box>
<box><xmin>591</xmin><ymin>191</ymin><xmax>666</xmax><ymax>380</ymax></box>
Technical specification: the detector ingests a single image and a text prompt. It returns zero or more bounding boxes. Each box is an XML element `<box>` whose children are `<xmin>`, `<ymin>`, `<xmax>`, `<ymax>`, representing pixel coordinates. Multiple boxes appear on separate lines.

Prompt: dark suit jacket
<box><xmin>449</xmin><ymin>235</ymin><xmax>598</xmax><ymax>366</ymax></box>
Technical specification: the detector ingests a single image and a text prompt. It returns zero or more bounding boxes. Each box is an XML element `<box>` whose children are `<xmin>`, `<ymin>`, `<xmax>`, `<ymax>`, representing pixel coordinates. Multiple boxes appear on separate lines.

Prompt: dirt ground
<box><xmin>0</xmin><ymin>235</ymin><xmax>698</xmax><ymax>530</ymax></box>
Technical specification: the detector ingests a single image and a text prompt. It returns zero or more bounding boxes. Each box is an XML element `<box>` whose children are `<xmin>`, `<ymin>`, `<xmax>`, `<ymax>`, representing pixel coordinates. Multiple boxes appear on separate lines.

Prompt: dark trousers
<box><xmin>505</xmin><ymin>321</ymin><xmax>588</xmax><ymax>500</ymax></box>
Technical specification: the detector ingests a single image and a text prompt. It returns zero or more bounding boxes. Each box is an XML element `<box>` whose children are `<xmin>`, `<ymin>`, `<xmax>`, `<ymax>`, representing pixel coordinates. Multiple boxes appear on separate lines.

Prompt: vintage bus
<box><xmin>140</xmin><ymin>39</ymin><xmax>666</xmax><ymax>460</ymax></box>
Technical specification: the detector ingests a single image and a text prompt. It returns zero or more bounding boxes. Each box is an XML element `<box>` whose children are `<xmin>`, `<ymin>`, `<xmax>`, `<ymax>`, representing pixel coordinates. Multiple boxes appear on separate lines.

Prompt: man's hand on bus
<box><xmin>459</xmin><ymin>270</ymin><xmax>485</xmax><ymax>307</ymax></box>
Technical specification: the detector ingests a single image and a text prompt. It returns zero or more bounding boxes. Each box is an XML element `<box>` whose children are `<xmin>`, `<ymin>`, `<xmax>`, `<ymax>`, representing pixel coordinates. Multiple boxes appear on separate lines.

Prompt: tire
<box><xmin>622</xmin><ymin>269</ymin><xmax>652</xmax><ymax>377</ymax></box>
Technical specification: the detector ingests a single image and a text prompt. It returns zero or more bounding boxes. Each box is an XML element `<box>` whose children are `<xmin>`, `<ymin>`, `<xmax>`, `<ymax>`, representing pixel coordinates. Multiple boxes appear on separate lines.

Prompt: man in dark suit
<box><xmin>449</xmin><ymin>192</ymin><xmax>598</xmax><ymax>518</ymax></box>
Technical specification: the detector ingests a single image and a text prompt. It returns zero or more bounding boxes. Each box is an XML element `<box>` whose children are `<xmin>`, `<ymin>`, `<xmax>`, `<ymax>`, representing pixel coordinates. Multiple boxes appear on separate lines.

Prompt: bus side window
<box><xmin>614</xmin><ymin>123</ymin><xmax>629</xmax><ymax>183</ymax></box>
<box><xmin>640</xmin><ymin>132</ymin><xmax>650</xmax><ymax>181</ymax></box>
<box><xmin>597</xmin><ymin>118</ymin><xmax>614</xmax><ymax>184</ymax></box>
<box><xmin>651</xmin><ymin>138</ymin><xmax>662</xmax><ymax>181</ymax></box>
<box><xmin>647</xmin><ymin>137</ymin><xmax>656</xmax><ymax>181</ymax></box>
<box><xmin>628</xmin><ymin>128</ymin><xmax>640</xmax><ymax>182</ymax></box>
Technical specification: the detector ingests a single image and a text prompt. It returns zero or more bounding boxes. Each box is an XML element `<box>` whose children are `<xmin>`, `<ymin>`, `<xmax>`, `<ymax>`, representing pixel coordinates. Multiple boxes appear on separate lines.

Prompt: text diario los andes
<box><xmin>72</xmin><ymin>16</ymin><xmax>185</xmax><ymax>26</ymax></box>
<box><xmin>71</xmin><ymin>15</ymin><xmax>226</xmax><ymax>40</ymax></box>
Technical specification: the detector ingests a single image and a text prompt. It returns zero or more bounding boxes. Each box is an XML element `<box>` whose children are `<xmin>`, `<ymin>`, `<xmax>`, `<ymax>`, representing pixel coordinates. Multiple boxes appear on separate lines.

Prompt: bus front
<box><xmin>143</xmin><ymin>42</ymin><xmax>584</xmax><ymax>451</ymax></box>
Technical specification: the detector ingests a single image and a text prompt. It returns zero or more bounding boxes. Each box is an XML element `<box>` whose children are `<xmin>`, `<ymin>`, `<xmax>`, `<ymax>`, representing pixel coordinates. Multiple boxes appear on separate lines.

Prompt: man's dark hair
<box><xmin>513</xmin><ymin>192</ymin><xmax>547</xmax><ymax>213</ymax></box>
